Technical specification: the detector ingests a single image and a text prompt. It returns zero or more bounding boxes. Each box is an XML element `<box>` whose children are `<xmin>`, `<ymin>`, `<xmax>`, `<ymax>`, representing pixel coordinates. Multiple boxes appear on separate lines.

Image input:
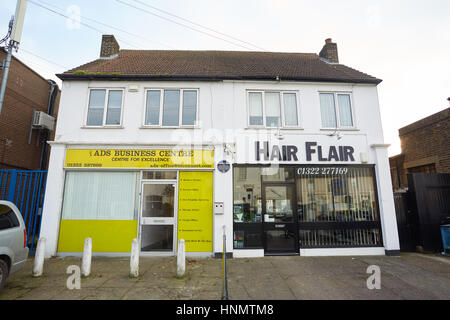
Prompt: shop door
<box><xmin>262</xmin><ymin>184</ymin><xmax>298</xmax><ymax>254</ymax></box>
<box><xmin>140</xmin><ymin>182</ymin><xmax>177</xmax><ymax>255</ymax></box>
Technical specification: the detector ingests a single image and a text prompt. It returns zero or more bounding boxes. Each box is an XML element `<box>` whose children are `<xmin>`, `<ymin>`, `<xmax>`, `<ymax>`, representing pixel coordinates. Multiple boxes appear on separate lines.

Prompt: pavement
<box><xmin>0</xmin><ymin>253</ymin><xmax>449</xmax><ymax>300</ymax></box>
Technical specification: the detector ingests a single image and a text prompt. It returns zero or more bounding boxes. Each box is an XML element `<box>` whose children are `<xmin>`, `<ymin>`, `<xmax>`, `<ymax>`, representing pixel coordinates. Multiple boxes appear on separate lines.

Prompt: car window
<box><xmin>0</xmin><ymin>204</ymin><xmax>20</xmax><ymax>231</ymax></box>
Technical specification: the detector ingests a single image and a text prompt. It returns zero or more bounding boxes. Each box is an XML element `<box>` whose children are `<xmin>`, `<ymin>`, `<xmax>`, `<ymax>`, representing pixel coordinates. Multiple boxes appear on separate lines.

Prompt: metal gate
<box><xmin>393</xmin><ymin>191</ymin><xmax>416</xmax><ymax>252</ymax></box>
<box><xmin>407</xmin><ymin>173</ymin><xmax>450</xmax><ymax>252</ymax></box>
<box><xmin>0</xmin><ymin>169</ymin><xmax>47</xmax><ymax>254</ymax></box>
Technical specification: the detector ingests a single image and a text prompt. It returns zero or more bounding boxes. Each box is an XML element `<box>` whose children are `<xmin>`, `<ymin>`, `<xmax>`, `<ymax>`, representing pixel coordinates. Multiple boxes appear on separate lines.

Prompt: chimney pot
<box><xmin>100</xmin><ymin>35</ymin><xmax>120</xmax><ymax>58</ymax></box>
<box><xmin>319</xmin><ymin>38</ymin><xmax>339</xmax><ymax>63</ymax></box>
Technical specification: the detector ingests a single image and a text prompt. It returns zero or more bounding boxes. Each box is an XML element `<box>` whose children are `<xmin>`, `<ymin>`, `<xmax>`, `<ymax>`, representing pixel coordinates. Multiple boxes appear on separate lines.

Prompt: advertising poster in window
<box><xmin>178</xmin><ymin>171</ymin><xmax>213</xmax><ymax>252</ymax></box>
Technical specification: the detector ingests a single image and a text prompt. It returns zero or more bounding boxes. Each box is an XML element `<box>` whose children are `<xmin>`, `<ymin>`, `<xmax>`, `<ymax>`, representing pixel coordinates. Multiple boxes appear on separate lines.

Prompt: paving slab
<box><xmin>0</xmin><ymin>253</ymin><xmax>449</xmax><ymax>300</ymax></box>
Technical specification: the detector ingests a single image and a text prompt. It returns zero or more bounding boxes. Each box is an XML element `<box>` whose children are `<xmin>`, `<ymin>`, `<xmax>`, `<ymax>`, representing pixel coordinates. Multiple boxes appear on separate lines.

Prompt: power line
<box><xmin>0</xmin><ymin>17</ymin><xmax>13</xmax><ymax>45</ymax></box>
<box><xmin>34</xmin><ymin>0</ymin><xmax>176</xmax><ymax>49</ymax></box>
<box><xmin>19</xmin><ymin>48</ymin><xmax>69</xmax><ymax>70</ymax></box>
<box><xmin>130</xmin><ymin>0</ymin><xmax>266</xmax><ymax>51</ymax></box>
<box><xmin>21</xmin><ymin>0</ymin><xmax>268</xmax><ymax>73</ymax></box>
<box><xmin>31</xmin><ymin>0</ymin><xmax>264</xmax><ymax>51</ymax></box>
<box><xmin>28</xmin><ymin>0</ymin><xmax>142</xmax><ymax>49</ymax></box>
<box><xmin>115</xmin><ymin>0</ymin><xmax>256</xmax><ymax>51</ymax></box>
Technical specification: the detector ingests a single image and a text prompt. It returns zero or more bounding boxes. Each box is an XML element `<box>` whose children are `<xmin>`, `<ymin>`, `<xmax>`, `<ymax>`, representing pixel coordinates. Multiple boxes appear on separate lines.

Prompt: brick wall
<box><xmin>0</xmin><ymin>50</ymin><xmax>60</xmax><ymax>170</ymax></box>
<box><xmin>389</xmin><ymin>154</ymin><xmax>407</xmax><ymax>190</ymax></box>
<box><xmin>389</xmin><ymin>107</ymin><xmax>450</xmax><ymax>190</ymax></box>
<box><xmin>319</xmin><ymin>39</ymin><xmax>339</xmax><ymax>63</ymax></box>
<box><xmin>399</xmin><ymin>108</ymin><xmax>450</xmax><ymax>173</ymax></box>
<box><xmin>100</xmin><ymin>35</ymin><xmax>120</xmax><ymax>58</ymax></box>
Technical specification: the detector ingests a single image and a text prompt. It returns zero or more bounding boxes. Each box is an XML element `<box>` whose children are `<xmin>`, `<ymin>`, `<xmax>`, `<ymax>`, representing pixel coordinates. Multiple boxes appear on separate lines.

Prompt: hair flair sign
<box><xmin>254</xmin><ymin>141</ymin><xmax>356</xmax><ymax>163</ymax></box>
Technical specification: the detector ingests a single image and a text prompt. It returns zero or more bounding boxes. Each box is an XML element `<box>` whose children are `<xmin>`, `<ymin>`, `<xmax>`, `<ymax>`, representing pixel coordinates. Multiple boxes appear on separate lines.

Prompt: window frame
<box><xmin>61</xmin><ymin>171</ymin><xmax>139</xmax><ymax>220</ymax></box>
<box><xmin>318</xmin><ymin>91</ymin><xmax>356</xmax><ymax>130</ymax></box>
<box><xmin>0</xmin><ymin>204</ymin><xmax>20</xmax><ymax>231</ymax></box>
<box><xmin>84</xmin><ymin>88</ymin><xmax>125</xmax><ymax>128</ymax></box>
<box><xmin>247</xmin><ymin>90</ymin><xmax>301</xmax><ymax>129</ymax></box>
<box><xmin>142</xmin><ymin>88</ymin><xmax>200</xmax><ymax>128</ymax></box>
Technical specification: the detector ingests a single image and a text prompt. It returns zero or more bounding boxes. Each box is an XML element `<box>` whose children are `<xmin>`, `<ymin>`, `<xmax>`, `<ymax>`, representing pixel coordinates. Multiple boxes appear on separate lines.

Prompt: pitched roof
<box><xmin>57</xmin><ymin>50</ymin><xmax>382</xmax><ymax>84</ymax></box>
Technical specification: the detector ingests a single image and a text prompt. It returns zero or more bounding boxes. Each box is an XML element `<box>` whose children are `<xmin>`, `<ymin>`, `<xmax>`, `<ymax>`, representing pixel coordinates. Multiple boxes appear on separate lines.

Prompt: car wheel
<box><xmin>0</xmin><ymin>259</ymin><xmax>9</xmax><ymax>292</ymax></box>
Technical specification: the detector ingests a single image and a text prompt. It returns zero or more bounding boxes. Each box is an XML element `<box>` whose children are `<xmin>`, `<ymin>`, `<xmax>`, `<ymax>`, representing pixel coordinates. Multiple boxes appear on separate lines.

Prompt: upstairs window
<box><xmin>248</xmin><ymin>91</ymin><xmax>299</xmax><ymax>128</ymax></box>
<box><xmin>86</xmin><ymin>89</ymin><xmax>124</xmax><ymax>126</ymax></box>
<box><xmin>319</xmin><ymin>92</ymin><xmax>354</xmax><ymax>128</ymax></box>
<box><xmin>145</xmin><ymin>89</ymin><xmax>198</xmax><ymax>127</ymax></box>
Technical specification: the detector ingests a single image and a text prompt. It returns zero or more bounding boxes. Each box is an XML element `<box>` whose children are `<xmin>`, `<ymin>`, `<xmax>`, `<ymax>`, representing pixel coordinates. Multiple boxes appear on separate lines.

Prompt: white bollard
<box><xmin>176</xmin><ymin>239</ymin><xmax>186</xmax><ymax>278</ymax></box>
<box><xmin>81</xmin><ymin>238</ymin><xmax>92</xmax><ymax>277</ymax></box>
<box><xmin>130</xmin><ymin>238</ymin><xmax>140</xmax><ymax>278</ymax></box>
<box><xmin>32</xmin><ymin>237</ymin><xmax>46</xmax><ymax>277</ymax></box>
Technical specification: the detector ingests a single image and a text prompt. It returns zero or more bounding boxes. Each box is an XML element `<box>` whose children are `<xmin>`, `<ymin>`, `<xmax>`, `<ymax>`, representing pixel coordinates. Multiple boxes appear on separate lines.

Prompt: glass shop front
<box><xmin>233</xmin><ymin>165</ymin><xmax>382</xmax><ymax>254</ymax></box>
<box><xmin>57</xmin><ymin>148</ymin><xmax>214</xmax><ymax>256</ymax></box>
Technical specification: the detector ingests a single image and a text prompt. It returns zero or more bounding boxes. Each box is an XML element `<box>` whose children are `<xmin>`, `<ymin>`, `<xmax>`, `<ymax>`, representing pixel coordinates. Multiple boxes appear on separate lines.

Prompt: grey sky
<box><xmin>1</xmin><ymin>0</ymin><xmax>449</xmax><ymax>155</ymax></box>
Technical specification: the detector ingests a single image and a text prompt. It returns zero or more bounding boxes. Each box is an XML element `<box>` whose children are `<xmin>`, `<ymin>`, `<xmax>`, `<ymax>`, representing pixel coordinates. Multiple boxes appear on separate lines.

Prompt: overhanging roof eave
<box><xmin>56</xmin><ymin>73</ymin><xmax>382</xmax><ymax>85</ymax></box>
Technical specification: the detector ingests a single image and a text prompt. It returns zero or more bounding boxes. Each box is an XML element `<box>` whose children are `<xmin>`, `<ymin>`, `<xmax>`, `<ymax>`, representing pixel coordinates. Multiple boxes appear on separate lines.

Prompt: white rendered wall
<box><xmin>300</xmin><ymin>248</ymin><xmax>385</xmax><ymax>257</ymax></box>
<box><xmin>213</xmin><ymin>145</ymin><xmax>234</xmax><ymax>255</ymax></box>
<box><xmin>41</xmin><ymin>79</ymin><xmax>399</xmax><ymax>257</ymax></box>
<box><xmin>40</xmin><ymin>144</ymin><xmax>67</xmax><ymax>258</ymax></box>
<box><xmin>373</xmin><ymin>146</ymin><xmax>401</xmax><ymax>252</ymax></box>
<box><xmin>53</xmin><ymin>81</ymin><xmax>385</xmax><ymax>146</ymax></box>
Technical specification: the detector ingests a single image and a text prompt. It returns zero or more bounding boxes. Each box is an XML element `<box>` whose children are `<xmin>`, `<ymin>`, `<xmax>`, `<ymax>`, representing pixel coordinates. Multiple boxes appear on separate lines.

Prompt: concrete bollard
<box><xmin>32</xmin><ymin>237</ymin><xmax>46</xmax><ymax>277</ymax></box>
<box><xmin>81</xmin><ymin>238</ymin><xmax>92</xmax><ymax>277</ymax></box>
<box><xmin>176</xmin><ymin>239</ymin><xmax>186</xmax><ymax>278</ymax></box>
<box><xmin>130</xmin><ymin>238</ymin><xmax>140</xmax><ymax>278</ymax></box>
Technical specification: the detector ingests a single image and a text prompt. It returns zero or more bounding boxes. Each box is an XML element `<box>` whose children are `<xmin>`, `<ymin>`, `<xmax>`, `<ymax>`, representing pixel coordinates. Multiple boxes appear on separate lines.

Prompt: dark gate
<box><xmin>407</xmin><ymin>173</ymin><xmax>450</xmax><ymax>252</ymax></box>
<box><xmin>0</xmin><ymin>169</ymin><xmax>48</xmax><ymax>254</ymax></box>
<box><xmin>393</xmin><ymin>191</ymin><xmax>416</xmax><ymax>252</ymax></box>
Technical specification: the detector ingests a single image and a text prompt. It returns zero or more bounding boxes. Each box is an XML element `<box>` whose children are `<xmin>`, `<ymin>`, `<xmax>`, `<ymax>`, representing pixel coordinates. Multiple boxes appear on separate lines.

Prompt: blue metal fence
<box><xmin>0</xmin><ymin>169</ymin><xmax>48</xmax><ymax>254</ymax></box>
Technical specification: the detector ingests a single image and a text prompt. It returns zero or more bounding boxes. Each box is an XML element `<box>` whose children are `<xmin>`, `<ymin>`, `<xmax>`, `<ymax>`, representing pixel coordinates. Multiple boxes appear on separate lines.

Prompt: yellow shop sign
<box><xmin>65</xmin><ymin>149</ymin><xmax>215</xmax><ymax>169</ymax></box>
<box><xmin>178</xmin><ymin>171</ymin><xmax>213</xmax><ymax>252</ymax></box>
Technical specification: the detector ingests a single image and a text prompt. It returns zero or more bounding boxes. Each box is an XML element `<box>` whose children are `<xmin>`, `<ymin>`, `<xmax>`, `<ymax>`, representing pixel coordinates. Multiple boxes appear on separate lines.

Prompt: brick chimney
<box><xmin>100</xmin><ymin>35</ymin><xmax>120</xmax><ymax>58</ymax></box>
<box><xmin>319</xmin><ymin>38</ymin><xmax>339</xmax><ymax>63</ymax></box>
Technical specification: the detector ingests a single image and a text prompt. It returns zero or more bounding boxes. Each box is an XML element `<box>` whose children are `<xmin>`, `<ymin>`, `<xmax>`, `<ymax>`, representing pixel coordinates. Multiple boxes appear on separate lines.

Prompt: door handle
<box><xmin>275</xmin><ymin>224</ymin><xmax>286</xmax><ymax>228</ymax></box>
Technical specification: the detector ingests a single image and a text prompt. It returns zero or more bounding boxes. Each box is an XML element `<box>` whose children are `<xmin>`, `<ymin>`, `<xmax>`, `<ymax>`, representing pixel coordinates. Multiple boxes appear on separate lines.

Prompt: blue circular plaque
<box><xmin>217</xmin><ymin>160</ymin><xmax>231</xmax><ymax>173</ymax></box>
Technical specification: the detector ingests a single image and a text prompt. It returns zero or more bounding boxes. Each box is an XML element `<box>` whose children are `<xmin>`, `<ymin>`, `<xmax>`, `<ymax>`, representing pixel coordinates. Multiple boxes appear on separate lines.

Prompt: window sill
<box><xmin>139</xmin><ymin>125</ymin><xmax>201</xmax><ymax>129</ymax></box>
<box><xmin>81</xmin><ymin>125</ymin><xmax>124</xmax><ymax>129</ymax></box>
<box><xmin>320</xmin><ymin>127</ymin><xmax>359</xmax><ymax>132</ymax></box>
<box><xmin>245</xmin><ymin>127</ymin><xmax>304</xmax><ymax>130</ymax></box>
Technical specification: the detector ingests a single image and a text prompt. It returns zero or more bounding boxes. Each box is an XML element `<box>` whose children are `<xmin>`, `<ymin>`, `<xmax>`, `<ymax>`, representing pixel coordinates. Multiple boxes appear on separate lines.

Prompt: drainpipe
<box><xmin>39</xmin><ymin>80</ymin><xmax>58</xmax><ymax>170</ymax></box>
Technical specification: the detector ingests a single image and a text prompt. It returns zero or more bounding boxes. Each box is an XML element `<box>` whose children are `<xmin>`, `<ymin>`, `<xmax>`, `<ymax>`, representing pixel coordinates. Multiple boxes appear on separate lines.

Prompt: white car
<box><xmin>0</xmin><ymin>200</ymin><xmax>29</xmax><ymax>291</ymax></box>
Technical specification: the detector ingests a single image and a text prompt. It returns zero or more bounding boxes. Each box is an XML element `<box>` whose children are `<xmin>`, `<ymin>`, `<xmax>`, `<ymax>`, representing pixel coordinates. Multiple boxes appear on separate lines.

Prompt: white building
<box><xmin>40</xmin><ymin>35</ymin><xmax>400</xmax><ymax>258</ymax></box>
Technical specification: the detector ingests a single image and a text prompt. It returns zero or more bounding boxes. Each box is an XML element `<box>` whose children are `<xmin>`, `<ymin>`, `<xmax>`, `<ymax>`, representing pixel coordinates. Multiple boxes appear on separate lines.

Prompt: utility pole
<box><xmin>0</xmin><ymin>0</ymin><xmax>28</xmax><ymax>115</ymax></box>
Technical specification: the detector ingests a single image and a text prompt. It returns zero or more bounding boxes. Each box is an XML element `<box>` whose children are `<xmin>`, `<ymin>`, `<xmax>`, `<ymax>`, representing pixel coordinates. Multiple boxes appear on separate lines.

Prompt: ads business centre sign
<box><xmin>64</xmin><ymin>149</ymin><xmax>214</xmax><ymax>169</ymax></box>
<box><xmin>235</xmin><ymin>135</ymin><xmax>368</xmax><ymax>164</ymax></box>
